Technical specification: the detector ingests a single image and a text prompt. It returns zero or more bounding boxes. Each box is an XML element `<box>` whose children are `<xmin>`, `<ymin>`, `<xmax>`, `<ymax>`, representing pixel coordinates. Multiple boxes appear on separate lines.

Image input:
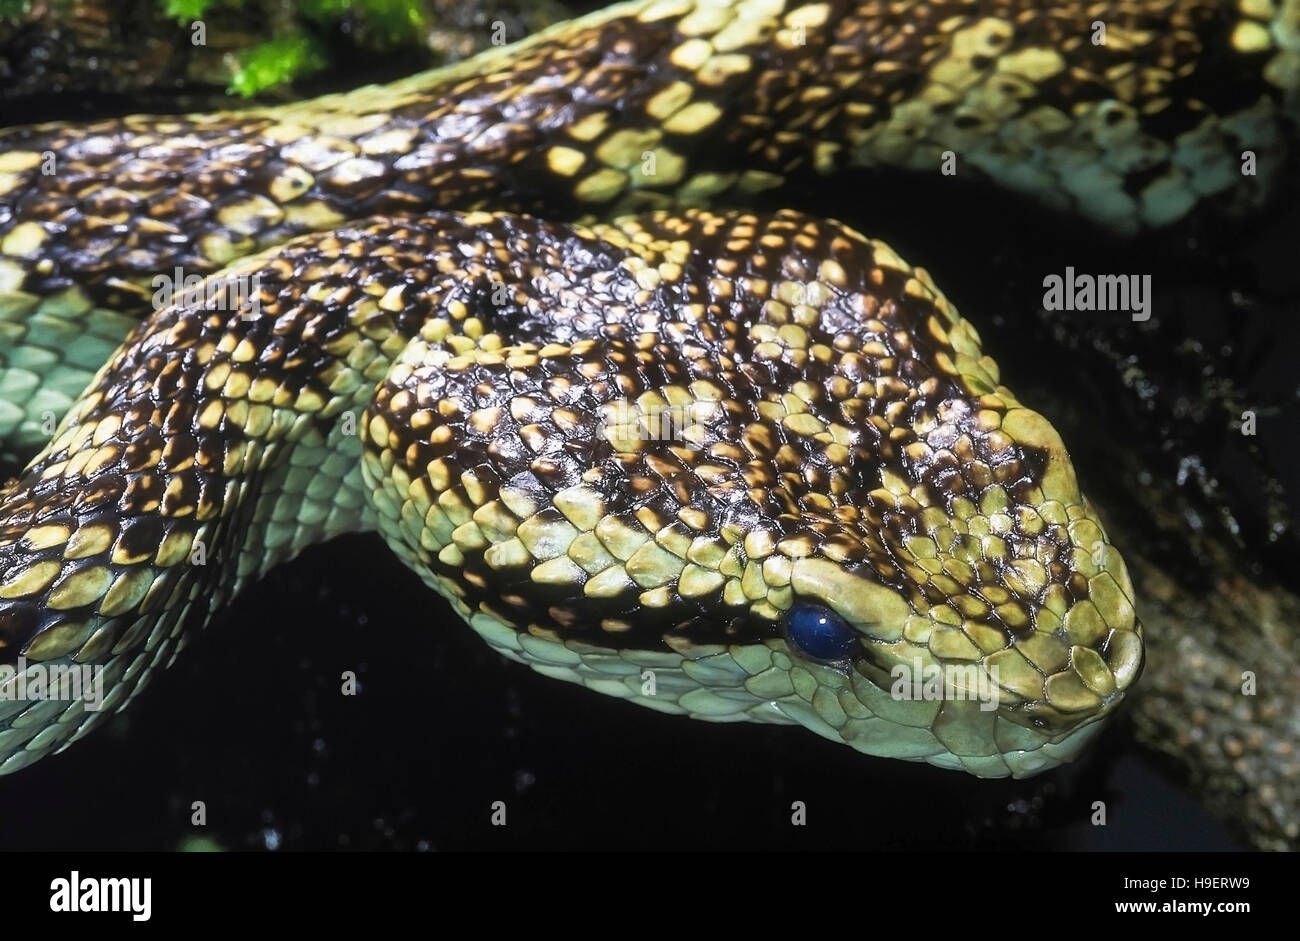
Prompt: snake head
<box><xmin>772</xmin><ymin>449</ymin><xmax>1145</xmax><ymax>779</ymax></box>
<box><xmin>358</xmin><ymin>209</ymin><xmax>1144</xmax><ymax>779</ymax></box>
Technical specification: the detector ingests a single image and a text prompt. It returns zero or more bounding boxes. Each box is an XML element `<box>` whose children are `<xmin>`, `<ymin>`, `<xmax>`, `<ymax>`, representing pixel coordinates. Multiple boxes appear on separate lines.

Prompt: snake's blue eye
<box><xmin>782</xmin><ymin>604</ymin><xmax>858</xmax><ymax>663</ymax></box>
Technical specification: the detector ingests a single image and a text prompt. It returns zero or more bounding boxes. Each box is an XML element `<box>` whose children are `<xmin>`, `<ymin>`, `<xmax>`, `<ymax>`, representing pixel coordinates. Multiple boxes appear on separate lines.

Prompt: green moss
<box><xmin>229</xmin><ymin>35</ymin><xmax>326</xmax><ymax>97</ymax></box>
<box><xmin>296</xmin><ymin>0</ymin><xmax>426</xmax><ymax>47</ymax></box>
<box><xmin>153</xmin><ymin>0</ymin><xmax>431</xmax><ymax>96</ymax></box>
<box><xmin>338</xmin><ymin>0</ymin><xmax>427</xmax><ymax>44</ymax></box>
<box><xmin>297</xmin><ymin>0</ymin><xmax>353</xmax><ymax>19</ymax></box>
<box><xmin>0</xmin><ymin>0</ymin><xmax>30</xmax><ymax>24</ymax></box>
<box><xmin>162</xmin><ymin>0</ymin><xmax>216</xmax><ymax>21</ymax></box>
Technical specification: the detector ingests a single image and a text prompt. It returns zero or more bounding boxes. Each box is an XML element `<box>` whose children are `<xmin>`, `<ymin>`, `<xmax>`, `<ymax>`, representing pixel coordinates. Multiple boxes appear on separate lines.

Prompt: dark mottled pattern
<box><xmin>372</xmin><ymin>212</ymin><xmax>1017</xmax><ymax>645</ymax></box>
<box><xmin>0</xmin><ymin>0</ymin><xmax>1290</xmax><ymax>315</ymax></box>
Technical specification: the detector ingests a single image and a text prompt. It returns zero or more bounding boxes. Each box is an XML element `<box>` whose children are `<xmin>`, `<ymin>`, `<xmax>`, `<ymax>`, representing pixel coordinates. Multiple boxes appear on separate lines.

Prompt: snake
<box><xmin>0</xmin><ymin>0</ymin><xmax>1295</xmax><ymax>784</ymax></box>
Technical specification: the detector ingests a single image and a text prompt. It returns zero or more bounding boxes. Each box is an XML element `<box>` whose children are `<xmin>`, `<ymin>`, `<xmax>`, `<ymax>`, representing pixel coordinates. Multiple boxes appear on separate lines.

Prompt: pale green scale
<box><xmin>238</xmin><ymin>390</ymin><xmax>385</xmax><ymax>587</ymax></box>
<box><xmin>0</xmin><ymin>288</ymin><xmax>134</xmax><ymax>464</ymax></box>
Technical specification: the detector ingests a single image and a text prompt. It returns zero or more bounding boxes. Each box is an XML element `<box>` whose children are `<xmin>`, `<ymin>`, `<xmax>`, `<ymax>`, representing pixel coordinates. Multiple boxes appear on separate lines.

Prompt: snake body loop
<box><xmin>0</xmin><ymin>0</ymin><xmax>1295</xmax><ymax>778</ymax></box>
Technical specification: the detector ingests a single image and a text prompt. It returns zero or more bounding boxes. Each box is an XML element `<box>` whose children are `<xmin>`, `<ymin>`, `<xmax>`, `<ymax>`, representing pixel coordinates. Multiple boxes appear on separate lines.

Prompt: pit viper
<box><xmin>0</xmin><ymin>0</ymin><xmax>1296</xmax><ymax>782</ymax></box>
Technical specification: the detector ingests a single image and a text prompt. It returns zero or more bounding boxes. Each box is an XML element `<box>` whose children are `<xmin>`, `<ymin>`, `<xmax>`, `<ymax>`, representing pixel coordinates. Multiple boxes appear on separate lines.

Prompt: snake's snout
<box><xmin>765</xmin><ymin>512</ymin><xmax>1145</xmax><ymax>779</ymax></box>
<box><xmin>763</xmin><ymin>387</ymin><xmax>1145</xmax><ymax>777</ymax></box>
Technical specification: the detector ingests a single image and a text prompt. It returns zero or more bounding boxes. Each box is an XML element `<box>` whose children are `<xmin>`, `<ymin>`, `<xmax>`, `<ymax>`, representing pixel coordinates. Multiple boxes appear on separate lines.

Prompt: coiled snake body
<box><xmin>0</xmin><ymin>0</ymin><xmax>1295</xmax><ymax>781</ymax></box>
